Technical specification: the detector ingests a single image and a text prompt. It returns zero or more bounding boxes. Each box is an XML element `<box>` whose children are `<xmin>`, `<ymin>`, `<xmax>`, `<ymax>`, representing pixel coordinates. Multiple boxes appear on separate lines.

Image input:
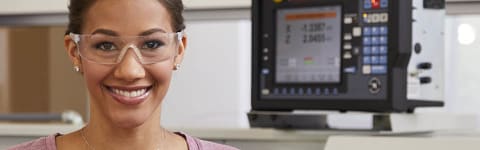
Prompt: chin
<box><xmin>111</xmin><ymin>110</ymin><xmax>152</xmax><ymax>128</ymax></box>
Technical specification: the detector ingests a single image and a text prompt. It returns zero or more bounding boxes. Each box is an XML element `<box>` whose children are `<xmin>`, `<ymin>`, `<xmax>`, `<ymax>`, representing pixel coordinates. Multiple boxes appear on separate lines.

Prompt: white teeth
<box><xmin>111</xmin><ymin>88</ymin><xmax>148</xmax><ymax>97</ymax></box>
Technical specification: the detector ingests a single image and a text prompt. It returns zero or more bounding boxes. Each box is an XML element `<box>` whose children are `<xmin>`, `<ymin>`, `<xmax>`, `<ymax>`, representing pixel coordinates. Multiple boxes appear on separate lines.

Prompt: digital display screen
<box><xmin>275</xmin><ymin>5</ymin><xmax>342</xmax><ymax>84</ymax></box>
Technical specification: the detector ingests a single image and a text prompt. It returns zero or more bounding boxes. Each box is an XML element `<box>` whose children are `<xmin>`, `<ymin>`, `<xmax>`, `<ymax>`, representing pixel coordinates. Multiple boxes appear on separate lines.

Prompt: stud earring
<box><xmin>174</xmin><ymin>64</ymin><xmax>181</xmax><ymax>70</ymax></box>
<box><xmin>73</xmin><ymin>66</ymin><xmax>80</xmax><ymax>72</ymax></box>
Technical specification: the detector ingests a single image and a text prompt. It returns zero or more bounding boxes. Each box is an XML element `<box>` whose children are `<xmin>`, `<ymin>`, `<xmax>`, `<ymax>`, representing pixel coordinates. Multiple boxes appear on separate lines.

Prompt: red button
<box><xmin>371</xmin><ymin>0</ymin><xmax>380</xmax><ymax>9</ymax></box>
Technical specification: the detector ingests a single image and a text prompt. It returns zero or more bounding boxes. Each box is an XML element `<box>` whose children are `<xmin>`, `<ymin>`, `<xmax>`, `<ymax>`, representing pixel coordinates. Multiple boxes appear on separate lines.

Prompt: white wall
<box><xmin>443</xmin><ymin>15</ymin><xmax>480</xmax><ymax>125</ymax></box>
<box><xmin>162</xmin><ymin>19</ymin><xmax>252</xmax><ymax>129</ymax></box>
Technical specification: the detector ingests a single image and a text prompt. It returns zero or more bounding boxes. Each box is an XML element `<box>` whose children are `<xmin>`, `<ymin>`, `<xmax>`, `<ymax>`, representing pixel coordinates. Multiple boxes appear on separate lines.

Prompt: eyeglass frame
<box><xmin>69</xmin><ymin>31</ymin><xmax>184</xmax><ymax>65</ymax></box>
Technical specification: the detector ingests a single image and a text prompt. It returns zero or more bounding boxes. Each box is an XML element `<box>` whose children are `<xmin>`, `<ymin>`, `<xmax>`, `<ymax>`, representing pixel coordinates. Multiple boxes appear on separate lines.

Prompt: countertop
<box><xmin>2</xmin><ymin>123</ymin><xmax>480</xmax><ymax>141</ymax></box>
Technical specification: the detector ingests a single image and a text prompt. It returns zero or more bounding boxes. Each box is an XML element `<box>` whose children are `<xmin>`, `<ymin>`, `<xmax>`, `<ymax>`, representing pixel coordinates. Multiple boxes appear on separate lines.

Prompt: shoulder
<box><xmin>180</xmin><ymin>133</ymin><xmax>239</xmax><ymax>150</ymax></box>
<box><xmin>6</xmin><ymin>134</ymin><xmax>58</xmax><ymax>150</ymax></box>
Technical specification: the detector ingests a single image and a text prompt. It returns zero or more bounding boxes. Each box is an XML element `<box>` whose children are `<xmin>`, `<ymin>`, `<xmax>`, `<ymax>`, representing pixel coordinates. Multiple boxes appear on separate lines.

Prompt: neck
<box><xmin>83</xmin><ymin>106</ymin><xmax>167</xmax><ymax>150</ymax></box>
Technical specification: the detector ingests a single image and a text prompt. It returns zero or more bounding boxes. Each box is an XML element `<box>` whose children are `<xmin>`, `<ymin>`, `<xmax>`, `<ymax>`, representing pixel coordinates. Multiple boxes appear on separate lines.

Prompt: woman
<box><xmin>9</xmin><ymin>0</ymin><xmax>238</xmax><ymax>149</ymax></box>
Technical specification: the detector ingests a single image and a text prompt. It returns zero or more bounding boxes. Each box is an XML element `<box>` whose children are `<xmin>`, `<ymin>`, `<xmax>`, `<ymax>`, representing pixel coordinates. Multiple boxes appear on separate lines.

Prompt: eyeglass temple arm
<box><xmin>69</xmin><ymin>33</ymin><xmax>81</xmax><ymax>43</ymax></box>
<box><xmin>177</xmin><ymin>31</ymin><xmax>184</xmax><ymax>41</ymax></box>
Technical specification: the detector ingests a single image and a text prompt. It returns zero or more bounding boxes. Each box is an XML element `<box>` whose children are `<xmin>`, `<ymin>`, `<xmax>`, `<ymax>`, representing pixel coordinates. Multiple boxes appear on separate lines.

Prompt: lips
<box><xmin>104</xmin><ymin>85</ymin><xmax>153</xmax><ymax>105</ymax></box>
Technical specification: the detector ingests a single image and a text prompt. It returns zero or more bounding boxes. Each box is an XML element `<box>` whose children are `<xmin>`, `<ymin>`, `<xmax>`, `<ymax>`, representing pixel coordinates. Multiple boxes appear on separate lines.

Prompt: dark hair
<box><xmin>65</xmin><ymin>0</ymin><xmax>186</xmax><ymax>35</ymax></box>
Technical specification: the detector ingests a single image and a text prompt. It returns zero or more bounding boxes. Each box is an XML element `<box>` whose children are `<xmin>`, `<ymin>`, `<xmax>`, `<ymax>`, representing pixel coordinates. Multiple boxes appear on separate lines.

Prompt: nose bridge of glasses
<box><xmin>116</xmin><ymin>44</ymin><xmax>144</xmax><ymax>64</ymax></box>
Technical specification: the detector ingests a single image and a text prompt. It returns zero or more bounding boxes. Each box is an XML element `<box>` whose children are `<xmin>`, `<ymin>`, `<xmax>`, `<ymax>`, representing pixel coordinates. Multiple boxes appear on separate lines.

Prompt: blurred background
<box><xmin>2</xmin><ymin>0</ymin><xmax>480</xmax><ymax>149</ymax></box>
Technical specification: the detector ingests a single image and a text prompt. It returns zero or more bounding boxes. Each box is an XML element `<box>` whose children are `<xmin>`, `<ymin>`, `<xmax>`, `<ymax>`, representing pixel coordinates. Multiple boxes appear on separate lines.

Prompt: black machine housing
<box><xmin>251</xmin><ymin>0</ymin><xmax>444</xmax><ymax>113</ymax></box>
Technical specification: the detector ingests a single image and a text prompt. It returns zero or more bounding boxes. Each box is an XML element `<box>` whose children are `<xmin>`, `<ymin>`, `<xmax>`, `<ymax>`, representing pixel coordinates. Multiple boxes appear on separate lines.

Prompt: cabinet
<box><xmin>0</xmin><ymin>27</ymin><xmax>87</xmax><ymax>118</ymax></box>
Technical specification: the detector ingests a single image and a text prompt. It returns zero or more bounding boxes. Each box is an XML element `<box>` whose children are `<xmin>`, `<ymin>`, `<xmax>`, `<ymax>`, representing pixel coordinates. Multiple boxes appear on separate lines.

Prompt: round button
<box><xmin>368</xmin><ymin>77</ymin><xmax>381</xmax><ymax>94</ymax></box>
<box><xmin>263</xmin><ymin>48</ymin><xmax>269</xmax><ymax>53</ymax></box>
<box><xmin>414</xmin><ymin>43</ymin><xmax>422</xmax><ymax>54</ymax></box>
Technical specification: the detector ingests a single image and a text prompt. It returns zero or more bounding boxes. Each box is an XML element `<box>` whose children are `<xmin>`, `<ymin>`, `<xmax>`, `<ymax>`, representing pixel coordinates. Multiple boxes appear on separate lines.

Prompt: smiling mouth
<box><xmin>104</xmin><ymin>85</ymin><xmax>154</xmax><ymax>105</ymax></box>
<box><xmin>112</xmin><ymin>87</ymin><xmax>147</xmax><ymax>97</ymax></box>
<box><xmin>105</xmin><ymin>85</ymin><xmax>153</xmax><ymax>96</ymax></box>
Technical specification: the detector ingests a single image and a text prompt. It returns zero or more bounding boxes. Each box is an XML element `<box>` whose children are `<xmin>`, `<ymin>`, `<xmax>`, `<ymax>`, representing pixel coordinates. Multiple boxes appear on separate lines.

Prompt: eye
<box><xmin>142</xmin><ymin>40</ymin><xmax>164</xmax><ymax>49</ymax></box>
<box><xmin>95</xmin><ymin>42</ymin><xmax>117</xmax><ymax>51</ymax></box>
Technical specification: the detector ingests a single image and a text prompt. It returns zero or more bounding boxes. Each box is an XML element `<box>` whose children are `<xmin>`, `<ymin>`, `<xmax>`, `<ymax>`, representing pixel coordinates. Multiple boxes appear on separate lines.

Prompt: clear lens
<box><xmin>71</xmin><ymin>32</ymin><xmax>181</xmax><ymax>64</ymax></box>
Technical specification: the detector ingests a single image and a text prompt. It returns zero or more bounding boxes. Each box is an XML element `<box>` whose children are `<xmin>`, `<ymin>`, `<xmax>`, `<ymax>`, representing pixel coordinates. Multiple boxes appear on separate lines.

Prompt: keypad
<box><xmin>362</xmin><ymin>25</ymin><xmax>388</xmax><ymax>75</ymax></box>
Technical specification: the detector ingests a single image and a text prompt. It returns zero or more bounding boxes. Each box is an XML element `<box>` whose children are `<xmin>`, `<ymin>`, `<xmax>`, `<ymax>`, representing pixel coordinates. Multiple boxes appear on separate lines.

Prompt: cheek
<box><xmin>82</xmin><ymin>62</ymin><xmax>112</xmax><ymax>96</ymax></box>
<box><xmin>147</xmin><ymin>62</ymin><xmax>174</xmax><ymax>94</ymax></box>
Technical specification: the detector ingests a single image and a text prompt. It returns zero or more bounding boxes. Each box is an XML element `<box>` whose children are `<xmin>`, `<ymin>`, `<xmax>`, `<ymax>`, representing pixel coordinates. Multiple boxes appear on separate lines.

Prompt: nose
<box><xmin>113</xmin><ymin>49</ymin><xmax>146</xmax><ymax>82</ymax></box>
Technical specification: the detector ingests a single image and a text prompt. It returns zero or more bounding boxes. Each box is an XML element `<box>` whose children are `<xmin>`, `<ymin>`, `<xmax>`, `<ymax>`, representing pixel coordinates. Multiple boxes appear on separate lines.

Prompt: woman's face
<box><xmin>66</xmin><ymin>0</ymin><xmax>185</xmax><ymax>128</ymax></box>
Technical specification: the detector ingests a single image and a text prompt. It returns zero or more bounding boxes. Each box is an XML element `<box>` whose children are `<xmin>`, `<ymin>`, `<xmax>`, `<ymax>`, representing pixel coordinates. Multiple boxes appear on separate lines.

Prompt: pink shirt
<box><xmin>7</xmin><ymin>133</ymin><xmax>238</xmax><ymax>150</ymax></box>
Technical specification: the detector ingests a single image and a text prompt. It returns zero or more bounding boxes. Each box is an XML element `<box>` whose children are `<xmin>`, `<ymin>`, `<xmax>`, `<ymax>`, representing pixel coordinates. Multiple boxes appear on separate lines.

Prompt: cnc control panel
<box><xmin>251</xmin><ymin>0</ymin><xmax>445</xmax><ymax>112</ymax></box>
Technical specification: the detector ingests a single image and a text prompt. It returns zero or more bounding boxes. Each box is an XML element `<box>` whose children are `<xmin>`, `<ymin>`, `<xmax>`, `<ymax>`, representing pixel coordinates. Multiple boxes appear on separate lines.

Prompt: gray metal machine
<box><xmin>249</xmin><ymin>0</ymin><xmax>445</xmax><ymax>129</ymax></box>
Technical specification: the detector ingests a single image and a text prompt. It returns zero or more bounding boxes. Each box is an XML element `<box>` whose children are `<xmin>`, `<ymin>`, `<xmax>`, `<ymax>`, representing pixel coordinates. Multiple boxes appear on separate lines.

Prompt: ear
<box><xmin>173</xmin><ymin>35</ymin><xmax>187</xmax><ymax>70</ymax></box>
<box><xmin>64</xmin><ymin>34</ymin><xmax>83</xmax><ymax>73</ymax></box>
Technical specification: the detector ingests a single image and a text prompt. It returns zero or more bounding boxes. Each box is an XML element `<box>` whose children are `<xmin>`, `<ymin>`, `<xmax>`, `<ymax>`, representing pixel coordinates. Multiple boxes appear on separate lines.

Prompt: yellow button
<box><xmin>273</xmin><ymin>0</ymin><xmax>283</xmax><ymax>3</ymax></box>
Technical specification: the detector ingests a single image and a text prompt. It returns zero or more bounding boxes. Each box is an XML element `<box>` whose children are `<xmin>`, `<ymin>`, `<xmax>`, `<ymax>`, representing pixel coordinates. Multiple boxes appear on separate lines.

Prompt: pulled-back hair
<box><xmin>65</xmin><ymin>0</ymin><xmax>185</xmax><ymax>34</ymax></box>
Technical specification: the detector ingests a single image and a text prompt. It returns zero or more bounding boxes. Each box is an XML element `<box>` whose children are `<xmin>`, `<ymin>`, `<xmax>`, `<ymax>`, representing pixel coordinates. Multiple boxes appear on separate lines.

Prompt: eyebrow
<box><xmin>91</xmin><ymin>28</ymin><xmax>118</xmax><ymax>36</ymax></box>
<box><xmin>90</xmin><ymin>28</ymin><xmax>167</xmax><ymax>36</ymax></box>
<box><xmin>139</xmin><ymin>28</ymin><xmax>167</xmax><ymax>36</ymax></box>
